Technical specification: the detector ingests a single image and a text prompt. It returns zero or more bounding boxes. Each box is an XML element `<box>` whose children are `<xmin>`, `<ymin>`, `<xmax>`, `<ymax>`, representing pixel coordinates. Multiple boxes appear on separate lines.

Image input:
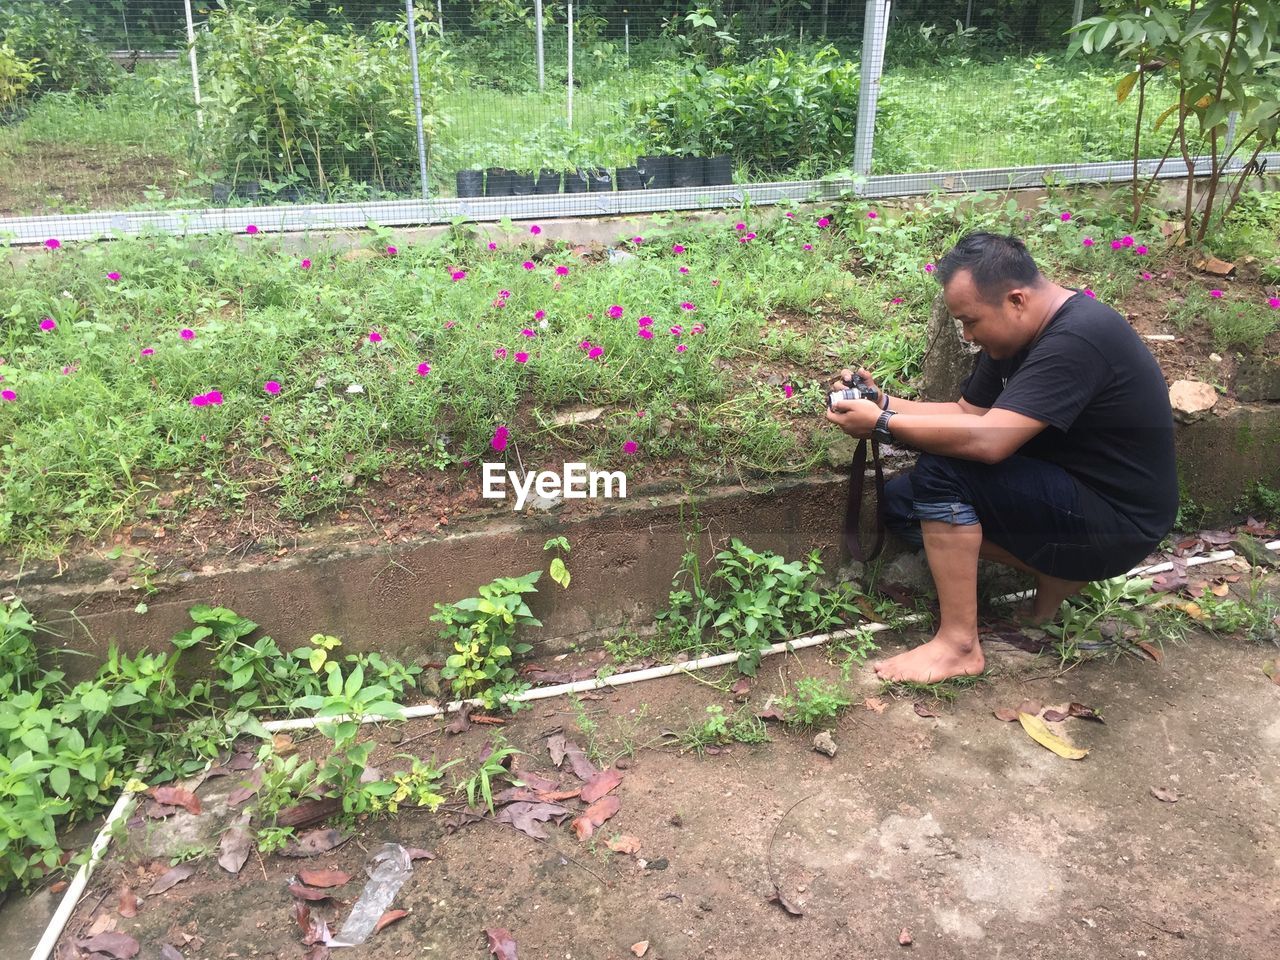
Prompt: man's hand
<box><xmin>825</xmin><ymin>396</ymin><xmax>882</xmax><ymax>438</ymax></box>
<box><xmin>836</xmin><ymin>367</ymin><xmax>881</xmax><ymax>395</ymax></box>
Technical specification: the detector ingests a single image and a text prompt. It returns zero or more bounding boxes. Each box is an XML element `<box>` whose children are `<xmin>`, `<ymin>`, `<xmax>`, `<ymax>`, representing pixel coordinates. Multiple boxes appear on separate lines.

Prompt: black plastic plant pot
<box><xmin>510</xmin><ymin>171</ymin><xmax>536</xmax><ymax>195</ymax></box>
<box><xmin>704</xmin><ymin>155</ymin><xmax>733</xmax><ymax>186</ymax></box>
<box><xmin>484</xmin><ymin>167</ymin><xmax>512</xmax><ymax>197</ymax></box>
<box><xmin>670</xmin><ymin>156</ymin><xmax>704</xmax><ymax>188</ymax></box>
<box><xmin>535</xmin><ymin>169</ymin><xmax>561</xmax><ymax>194</ymax></box>
<box><xmin>211</xmin><ymin>182</ymin><xmax>233</xmax><ymax>204</ymax></box>
<box><xmin>615</xmin><ymin>166</ymin><xmax>644</xmax><ymax>191</ymax></box>
<box><xmin>637</xmin><ymin>154</ymin><xmax>672</xmax><ymax>189</ymax></box>
<box><xmin>589</xmin><ymin>168</ymin><xmax>614</xmax><ymax>192</ymax></box>
<box><xmin>456</xmin><ymin>169</ymin><xmax>484</xmax><ymax>197</ymax></box>
<box><xmin>564</xmin><ymin>169</ymin><xmax>590</xmax><ymax>194</ymax></box>
<box><xmin>276</xmin><ymin>185</ymin><xmax>304</xmax><ymax>203</ymax></box>
<box><xmin>234</xmin><ymin>179</ymin><xmax>262</xmax><ymax>201</ymax></box>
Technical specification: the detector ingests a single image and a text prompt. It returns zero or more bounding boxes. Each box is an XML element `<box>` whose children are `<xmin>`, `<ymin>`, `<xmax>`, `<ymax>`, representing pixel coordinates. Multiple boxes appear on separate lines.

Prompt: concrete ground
<box><xmin>10</xmin><ymin>598</ymin><xmax>1280</xmax><ymax>960</ymax></box>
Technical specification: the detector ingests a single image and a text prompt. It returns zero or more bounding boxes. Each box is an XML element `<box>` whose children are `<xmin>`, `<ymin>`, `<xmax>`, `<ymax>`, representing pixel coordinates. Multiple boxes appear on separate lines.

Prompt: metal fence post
<box><xmin>183</xmin><ymin>0</ymin><xmax>202</xmax><ymax>128</ymax></box>
<box><xmin>567</xmin><ymin>3</ymin><xmax>574</xmax><ymax>128</ymax></box>
<box><xmin>854</xmin><ymin>0</ymin><xmax>890</xmax><ymax>177</ymax></box>
<box><xmin>535</xmin><ymin>0</ymin><xmax>546</xmax><ymax>91</ymax></box>
<box><xmin>405</xmin><ymin>0</ymin><xmax>431</xmax><ymax>200</ymax></box>
<box><xmin>437</xmin><ymin>0</ymin><xmax>444</xmax><ymax>36</ymax></box>
<box><xmin>1073</xmin><ymin>0</ymin><xmax>1085</xmax><ymax>26</ymax></box>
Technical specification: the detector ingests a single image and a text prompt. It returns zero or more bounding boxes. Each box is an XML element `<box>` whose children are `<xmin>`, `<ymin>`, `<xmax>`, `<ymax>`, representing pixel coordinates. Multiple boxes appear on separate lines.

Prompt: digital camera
<box><xmin>826</xmin><ymin>372</ymin><xmax>881</xmax><ymax>411</ymax></box>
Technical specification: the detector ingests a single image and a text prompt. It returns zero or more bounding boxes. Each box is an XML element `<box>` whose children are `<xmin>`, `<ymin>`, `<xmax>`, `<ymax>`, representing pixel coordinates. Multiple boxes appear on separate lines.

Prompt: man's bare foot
<box><xmin>873</xmin><ymin>634</ymin><xmax>986</xmax><ymax>684</ymax></box>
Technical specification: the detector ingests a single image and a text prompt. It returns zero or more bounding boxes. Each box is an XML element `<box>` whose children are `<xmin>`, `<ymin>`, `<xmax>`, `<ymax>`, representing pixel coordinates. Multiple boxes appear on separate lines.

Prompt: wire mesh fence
<box><xmin>0</xmin><ymin>0</ymin><xmax>1253</xmax><ymax>232</ymax></box>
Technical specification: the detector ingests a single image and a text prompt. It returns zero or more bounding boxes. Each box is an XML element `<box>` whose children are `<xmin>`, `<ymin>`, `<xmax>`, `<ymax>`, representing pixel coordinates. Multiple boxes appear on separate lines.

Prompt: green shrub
<box><xmin>434</xmin><ymin>571</ymin><xmax>542</xmax><ymax>706</ymax></box>
<box><xmin>631</xmin><ymin>44</ymin><xmax>860</xmax><ymax>174</ymax></box>
<box><xmin>0</xmin><ymin>0</ymin><xmax>116</xmax><ymax>98</ymax></box>
<box><xmin>0</xmin><ymin>42</ymin><xmax>39</xmax><ymax>110</ymax></box>
<box><xmin>198</xmin><ymin>4</ymin><xmax>452</xmax><ymax>193</ymax></box>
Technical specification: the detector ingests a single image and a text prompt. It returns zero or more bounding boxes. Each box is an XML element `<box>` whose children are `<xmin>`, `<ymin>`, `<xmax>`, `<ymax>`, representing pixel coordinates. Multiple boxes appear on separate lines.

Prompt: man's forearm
<box><xmin>886</xmin><ymin>413</ymin><xmax>993</xmax><ymax>462</ymax></box>
<box><xmin>884</xmin><ymin>396</ymin><xmax>968</xmax><ymax>416</ymax></box>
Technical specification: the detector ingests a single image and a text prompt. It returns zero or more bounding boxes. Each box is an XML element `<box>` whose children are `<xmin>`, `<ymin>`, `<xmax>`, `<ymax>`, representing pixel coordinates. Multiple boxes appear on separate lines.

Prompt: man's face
<box><xmin>942</xmin><ymin>269</ymin><xmax>1030</xmax><ymax>360</ymax></box>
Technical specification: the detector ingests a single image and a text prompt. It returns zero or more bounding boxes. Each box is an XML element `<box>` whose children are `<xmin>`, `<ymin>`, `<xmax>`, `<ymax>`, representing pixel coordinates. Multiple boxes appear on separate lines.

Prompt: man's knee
<box><xmin>909</xmin><ymin>452</ymin><xmax>980</xmax><ymax>505</ymax></box>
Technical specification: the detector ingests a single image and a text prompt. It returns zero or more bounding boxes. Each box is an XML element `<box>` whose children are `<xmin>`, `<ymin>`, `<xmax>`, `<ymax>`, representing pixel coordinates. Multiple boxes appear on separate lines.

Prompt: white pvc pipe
<box><xmin>566</xmin><ymin>3</ymin><xmax>574</xmax><ymax>128</ymax></box>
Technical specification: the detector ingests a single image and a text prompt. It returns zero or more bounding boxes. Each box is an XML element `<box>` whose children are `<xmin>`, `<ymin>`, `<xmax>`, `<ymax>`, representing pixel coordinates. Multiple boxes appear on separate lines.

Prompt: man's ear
<box><xmin>1006</xmin><ymin>287</ymin><xmax>1029</xmax><ymax>309</ymax></box>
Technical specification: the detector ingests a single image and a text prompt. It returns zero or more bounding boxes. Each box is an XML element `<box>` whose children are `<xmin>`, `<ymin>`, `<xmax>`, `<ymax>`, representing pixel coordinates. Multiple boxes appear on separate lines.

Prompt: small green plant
<box><xmin>776</xmin><ymin>677</ymin><xmax>853</xmax><ymax>727</ymax></box>
<box><xmin>1042</xmin><ymin>576</ymin><xmax>1159</xmax><ymax>663</ymax></box>
<box><xmin>435</xmin><ymin>570</ymin><xmax>542</xmax><ymax>706</ymax></box>
<box><xmin>457</xmin><ymin>736</ymin><xmax>521</xmax><ymax>813</ymax></box>
<box><xmin>373</xmin><ymin>755</ymin><xmax>459</xmax><ymax>814</ymax></box>
<box><xmin>678</xmin><ymin>705</ymin><xmax>730</xmax><ymax>755</ymax></box>
<box><xmin>828</xmin><ymin>627</ymin><xmax>880</xmax><ymax>682</ymax></box>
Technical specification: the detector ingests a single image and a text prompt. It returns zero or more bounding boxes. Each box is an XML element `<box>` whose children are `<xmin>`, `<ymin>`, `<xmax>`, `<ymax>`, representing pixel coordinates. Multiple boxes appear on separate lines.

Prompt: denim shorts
<box><xmin>883</xmin><ymin>453</ymin><xmax>1158</xmax><ymax>581</ymax></box>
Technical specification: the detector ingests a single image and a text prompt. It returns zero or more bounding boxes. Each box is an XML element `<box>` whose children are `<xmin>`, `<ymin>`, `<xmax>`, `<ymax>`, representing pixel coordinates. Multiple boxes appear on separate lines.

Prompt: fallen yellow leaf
<box><xmin>1178</xmin><ymin>601</ymin><xmax>1206</xmax><ymax>621</ymax></box>
<box><xmin>1018</xmin><ymin>712</ymin><xmax>1088</xmax><ymax>760</ymax></box>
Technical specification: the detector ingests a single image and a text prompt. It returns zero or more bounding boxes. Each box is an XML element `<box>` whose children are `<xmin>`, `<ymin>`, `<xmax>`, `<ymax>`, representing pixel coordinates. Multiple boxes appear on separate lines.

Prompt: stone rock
<box><xmin>920</xmin><ymin>291</ymin><xmax>980</xmax><ymax>402</ymax></box>
<box><xmin>528</xmin><ymin>493</ymin><xmax>561</xmax><ymax>512</ymax></box>
<box><xmin>826</xmin><ymin>432</ymin><xmax>859</xmax><ymax>469</ymax></box>
<box><xmin>552</xmin><ymin>406</ymin><xmax>605</xmax><ymax>427</ymax></box>
<box><xmin>1168</xmin><ymin>379</ymin><xmax>1218</xmax><ymax>421</ymax></box>
<box><xmin>607</xmin><ymin>248</ymin><xmax>636</xmax><ymax>264</ymax></box>
<box><xmin>1233</xmin><ymin>358</ymin><xmax>1280</xmax><ymax>402</ymax></box>
<box><xmin>881</xmin><ymin>550</ymin><xmax>932</xmax><ymax>593</ymax></box>
<box><xmin>813</xmin><ymin>731</ymin><xmax>838</xmax><ymax>757</ymax></box>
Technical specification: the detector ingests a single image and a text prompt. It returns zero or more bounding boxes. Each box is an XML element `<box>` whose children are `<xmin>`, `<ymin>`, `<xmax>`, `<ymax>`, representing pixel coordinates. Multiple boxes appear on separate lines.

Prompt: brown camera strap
<box><xmin>843</xmin><ymin>438</ymin><xmax>887</xmax><ymax>563</ymax></box>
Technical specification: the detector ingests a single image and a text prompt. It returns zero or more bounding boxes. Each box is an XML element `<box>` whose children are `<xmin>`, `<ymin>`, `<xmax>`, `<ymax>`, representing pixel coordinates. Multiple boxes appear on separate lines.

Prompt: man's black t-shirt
<box><xmin>961</xmin><ymin>292</ymin><xmax>1178</xmax><ymax>543</ymax></box>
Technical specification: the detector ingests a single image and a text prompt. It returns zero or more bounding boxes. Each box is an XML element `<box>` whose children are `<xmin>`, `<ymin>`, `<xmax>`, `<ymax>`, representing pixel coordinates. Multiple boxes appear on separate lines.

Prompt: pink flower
<box><xmin>180</xmin><ymin>328</ymin><xmax>195</xmax><ymax>340</ymax></box>
<box><xmin>803</xmin><ymin>243</ymin><xmax>813</xmax><ymax>251</ymax></box>
<box><xmin>264</xmin><ymin>380</ymin><xmax>281</xmax><ymax>395</ymax></box>
<box><xmin>207</xmin><ymin>390</ymin><xmax>223</xmax><ymax>405</ymax></box>
<box><xmin>631</xmin><ymin>236</ymin><xmax>644</xmax><ymax>245</ymax></box>
<box><xmin>638</xmin><ymin>329</ymin><xmax>654</xmax><ymax>340</ymax></box>
<box><xmin>107</xmin><ymin>272</ymin><xmax>121</xmax><ymax>282</ymax></box>
<box><xmin>588</xmin><ymin>346</ymin><xmax>604</xmax><ymax>360</ymax></box>
<box><xmin>638</xmin><ymin>316</ymin><xmax>653</xmax><ymax>328</ymax></box>
<box><xmin>1121</xmin><ymin>236</ymin><xmax>1134</xmax><ymax>247</ymax></box>
<box><xmin>521</xmin><ymin>328</ymin><xmax>536</xmax><ymax>338</ymax></box>
<box><xmin>924</xmin><ymin>263</ymin><xmax>935</xmax><ymax>274</ymax></box>
<box><xmin>735</xmin><ymin>223</ymin><xmax>746</xmax><ymax>231</ymax></box>
<box><xmin>61</xmin><ymin>364</ymin><xmax>79</xmax><ymax>376</ymax></box>
<box><xmin>679</xmin><ymin>266</ymin><xmax>690</xmax><ymax>274</ymax></box>
<box><xmin>680</xmin><ymin>302</ymin><xmax>695</xmax><ymax>311</ymax></box>
<box><xmin>522</xmin><ymin>261</ymin><xmax>535</xmax><ymax>271</ymax></box>
<box><xmin>1268</xmin><ymin>297</ymin><xmax>1280</xmax><ymax>309</ymax></box>
<box><xmin>672</xmin><ymin>244</ymin><xmax>685</xmax><ymax>254</ymax></box>
<box><xmin>191</xmin><ymin>393</ymin><xmax>209</xmax><ymax>407</ymax></box>
<box><xmin>555</xmin><ymin>265</ymin><xmax>569</xmax><ymax>276</ymax></box>
<box><xmin>416</xmin><ymin>362</ymin><xmax>431</xmax><ymax>376</ymax></box>
<box><xmin>45</xmin><ymin>238</ymin><xmax>60</xmax><ymax>249</ymax></box>
<box><xmin>745</xmin><ymin>232</ymin><xmax>756</xmax><ymax>240</ymax></box>
<box><xmin>534</xmin><ymin>309</ymin><xmax>546</xmax><ymax>320</ymax></box>
<box><xmin>867</xmin><ymin>211</ymin><xmax>878</xmax><ymax>219</ymax></box>
<box><xmin>514</xmin><ymin>351</ymin><xmax>529</xmax><ymax>364</ymax></box>
<box><xmin>1084</xmin><ymin>288</ymin><xmax>1096</xmax><ymax>298</ymax></box>
<box><xmin>785</xmin><ymin>212</ymin><xmax>795</xmax><ymax>218</ymax></box>
<box><xmin>262</xmin><ymin>415</ymin><xmax>270</xmax><ymax>423</ymax></box>
<box><xmin>494</xmin><ymin>347</ymin><xmax>508</xmax><ymax>360</ymax></box>
<box><xmin>690</xmin><ymin>324</ymin><xmax>704</xmax><ymax>335</ymax></box>
<box><xmin>451</xmin><ymin>269</ymin><xmax>467</xmax><ymax>281</ymax></box>
<box><xmin>1060</xmin><ymin>212</ymin><xmax>1072</xmax><ymax>222</ymax></box>
<box><xmin>444</xmin><ymin>320</ymin><xmax>456</xmax><ymax>329</ymax></box>
<box><xmin>368</xmin><ymin>330</ymin><xmax>383</xmax><ymax>344</ymax></box>
<box><xmin>607</xmin><ymin>305</ymin><xmax>624</xmax><ymax>319</ymax></box>
<box><xmin>1134</xmin><ymin>245</ymin><xmax>1148</xmax><ymax>256</ymax></box>
<box><xmin>1110</xmin><ymin>240</ymin><xmax>1123</xmax><ymax>250</ymax></box>
<box><xmin>1141</xmin><ymin>272</ymin><xmax>1153</xmax><ymax>280</ymax></box>
<box><xmin>817</xmin><ymin>217</ymin><xmax>830</xmax><ymax>228</ymax></box>
<box><xmin>623</xmin><ymin>440</ymin><xmax>638</xmax><ymax>455</ymax></box>
<box><xmin>890</xmin><ymin>297</ymin><xmax>904</xmax><ymax>304</ymax></box>
<box><xmin>1082</xmin><ymin>237</ymin><xmax>1094</xmax><ymax>247</ymax></box>
<box><xmin>141</xmin><ymin>347</ymin><xmax>155</xmax><ymax>356</ymax></box>
<box><xmin>488</xmin><ymin>242</ymin><xmax>498</xmax><ymax>251</ymax></box>
<box><xmin>0</xmin><ymin>389</ymin><xmax>15</xmax><ymax>402</ymax></box>
<box><xmin>499</xmin><ymin>290</ymin><xmax>511</xmax><ymax>299</ymax></box>
<box><xmin>300</xmin><ymin>259</ymin><xmax>311</xmax><ymax>270</ymax></box>
<box><xmin>385</xmin><ymin>246</ymin><xmax>397</xmax><ymax>256</ymax></box>
<box><xmin>782</xmin><ymin>384</ymin><xmax>794</xmax><ymax>398</ymax></box>
<box><xmin>670</xmin><ymin>325</ymin><xmax>683</xmax><ymax>336</ymax></box>
<box><xmin>676</xmin><ymin>343</ymin><xmax>688</xmax><ymax>353</ymax></box>
<box><xmin>491</xmin><ymin>425</ymin><xmax>509</xmax><ymax>452</ymax></box>
<box><xmin>245</xmin><ymin>225</ymin><xmax>258</xmax><ymax>234</ymax></box>
<box><xmin>579</xmin><ymin>340</ymin><xmax>592</xmax><ymax>351</ymax></box>
<box><xmin>39</xmin><ymin>317</ymin><xmax>56</xmax><ymax>332</ymax></box>
<box><xmin>1210</xmin><ymin>289</ymin><xmax>1223</xmax><ymax>298</ymax></box>
<box><xmin>530</xmin><ymin>224</ymin><xmax>542</xmax><ymax>235</ymax></box>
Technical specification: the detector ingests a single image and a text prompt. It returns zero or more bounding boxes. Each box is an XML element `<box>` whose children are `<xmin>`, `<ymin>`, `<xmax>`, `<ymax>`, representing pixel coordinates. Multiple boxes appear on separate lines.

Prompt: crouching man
<box><xmin>827</xmin><ymin>232</ymin><xmax>1177</xmax><ymax>683</ymax></box>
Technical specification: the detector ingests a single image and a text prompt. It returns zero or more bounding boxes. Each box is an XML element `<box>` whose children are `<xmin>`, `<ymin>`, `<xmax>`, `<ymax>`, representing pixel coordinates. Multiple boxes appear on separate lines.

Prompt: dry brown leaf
<box><xmin>147</xmin><ymin>863</ymin><xmax>194</xmax><ymax>896</ymax></box>
<box><xmin>150</xmin><ymin>787</ymin><xmax>201</xmax><ymax>816</ymax></box>
<box><xmin>580</xmin><ymin>768</ymin><xmax>624</xmax><ymax>804</ymax></box>
<box><xmin>536</xmin><ymin>788</ymin><xmax>582</xmax><ymax>803</ymax></box>
<box><xmin>406</xmin><ymin>847</ymin><xmax>436</xmax><ymax>861</ymax></box>
<box><xmin>485</xmin><ymin>927</ymin><xmax>519</xmax><ymax>960</ymax></box>
<box><xmin>1210</xmin><ymin>581</ymin><xmax>1230</xmax><ymax>597</ymax></box>
<box><xmin>1042</xmin><ymin>709</ymin><xmax>1068</xmax><ymax>723</ymax></box>
<box><xmin>1136</xmin><ymin>641</ymin><xmax>1164</xmax><ymax>663</ymax></box>
<box><xmin>607</xmin><ymin>834</ymin><xmax>642</xmax><ymax>855</ymax></box>
<box><xmin>272</xmin><ymin>733</ymin><xmax>297</xmax><ymax>755</ymax></box>
<box><xmin>993</xmin><ymin>708</ymin><xmax>1020</xmax><ymax>722</ymax></box>
<box><xmin>768</xmin><ymin>889</ymin><xmax>804</xmax><ymax>916</ymax></box>
<box><xmin>288</xmin><ymin>884</ymin><xmax>335</xmax><ymax>902</ymax></box>
<box><xmin>1150</xmin><ymin>785</ymin><xmax>1179</xmax><ymax>803</ymax></box>
<box><xmin>1018</xmin><ymin>713</ymin><xmax>1088</xmax><ymax>760</ymax></box>
<box><xmin>1067</xmin><ymin>702</ymin><xmax>1105</xmax><ymax>723</ymax></box>
<box><xmin>631</xmin><ymin>941</ymin><xmax>650</xmax><ymax>957</ymax></box>
<box><xmin>496</xmin><ymin>801</ymin><xmax>571</xmax><ymax>840</ymax></box>
<box><xmin>572</xmin><ymin>795</ymin><xmax>621</xmax><ymax>841</ymax></box>
<box><xmin>217</xmin><ymin>812</ymin><xmax>253</xmax><ymax>875</ymax></box>
<box><xmin>159</xmin><ymin>944</ymin><xmax>184</xmax><ymax>960</ymax></box>
<box><xmin>863</xmin><ymin>697</ymin><xmax>887</xmax><ymax>714</ymax></box>
<box><xmin>730</xmin><ymin>678</ymin><xmax>751</xmax><ymax>701</ymax></box>
<box><xmin>75</xmin><ymin>933</ymin><xmax>140</xmax><ymax>959</ymax></box>
<box><xmin>899</xmin><ymin>928</ymin><xmax>914</xmax><ymax>946</ymax></box>
<box><xmin>117</xmin><ymin>886</ymin><xmax>138</xmax><ymax>918</ymax></box>
<box><xmin>1196</xmin><ymin>255</ymin><xmax>1235</xmax><ymax>276</ymax></box>
<box><xmin>472</xmin><ymin>715</ymin><xmax>508</xmax><ymax>725</ymax></box>
<box><xmin>281</xmin><ymin>828</ymin><xmax>347</xmax><ymax>858</ymax></box>
<box><xmin>1016</xmin><ymin>699</ymin><xmax>1043</xmax><ymax>716</ymax></box>
<box><xmin>913</xmin><ymin>701</ymin><xmax>939</xmax><ymax>718</ymax></box>
<box><xmin>374</xmin><ymin>909</ymin><xmax>410</xmax><ymax>934</ymax></box>
<box><xmin>299</xmin><ymin>868</ymin><xmax>350</xmax><ymax>888</ymax></box>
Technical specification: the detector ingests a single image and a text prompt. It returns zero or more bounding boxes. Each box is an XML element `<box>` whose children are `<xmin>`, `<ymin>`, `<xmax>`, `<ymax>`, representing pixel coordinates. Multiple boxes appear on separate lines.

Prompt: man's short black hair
<box><xmin>935</xmin><ymin>232</ymin><xmax>1043</xmax><ymax>303</ymax></box>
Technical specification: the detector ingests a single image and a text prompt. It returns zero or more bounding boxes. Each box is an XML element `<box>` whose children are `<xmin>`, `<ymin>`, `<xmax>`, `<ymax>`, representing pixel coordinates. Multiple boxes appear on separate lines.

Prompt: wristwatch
<box><xmin>873</xmin><ymin>409</ymin><xmax>897</xmax><ymax>445</ymax></box>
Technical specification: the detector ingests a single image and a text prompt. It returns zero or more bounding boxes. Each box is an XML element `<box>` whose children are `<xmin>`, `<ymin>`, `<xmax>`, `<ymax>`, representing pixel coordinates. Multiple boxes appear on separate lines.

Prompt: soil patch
<box><xmin>0</xmin><ymin>141</ymin><xmax>188</xmax><ymax>216</ymax></box>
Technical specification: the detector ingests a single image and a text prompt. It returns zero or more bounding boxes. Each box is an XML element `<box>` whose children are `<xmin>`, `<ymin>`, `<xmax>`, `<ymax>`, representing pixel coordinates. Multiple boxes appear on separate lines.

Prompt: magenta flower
<box><xmin>638</xmin><ymin>329</ymin><xmax>654</xmax><ymax>340</ymax></box>
<box><xmin>207</xmin><ymin>390</ymin><xmax>223</xmax><ymax>405</ymax></box>
<box><xmin>679</xmin><ymin>266</ymin><xmax>690</xmax><ymax>274</ymax></box>
<box><xmin>867</xmin><ymin>211</ymin><xmax>878</xmax><ymax>219</ymax></box>
<box><xmin>783</xmin><ymin>384</ymin><xmax>794</xmax><ymax>398</ymax></box>
<box><xmin>588</xmin><ymin>346</ymin><xmax>604</xmax><ymax>360</ymax></box>
<box><xmin>180</xmin><ymin>328</ymin><xmax>195</xmax><ymax>340</ymax></box>
<box><xmin>690</xmin><ymin>324</ymin><xmax>704</xmax><ymax>335</ymax></box>
<box><xmin>710</xmin><ymin>279</ymin><xmax>720</xmax><ymax>286</ymax></box>
<box><xmin>1110</xmin><ymin>240</ymin><xmax>1123</xmax><ymax>250</ymax></box>
<box><xmin>1082</xmin><ymin>237</ymin><xmax>1094</xmax><ymax>247</ymax></box>
<box><xmin>515</xmin><ymin>352</ymin><xmax>529</xmax><ymax>364</ymax></box>
<box><xmin>368</xmin><ymin>330</ymin><xmax>383</xmax><ymax>344</ymax></box>
<box><xmin>631</xmin><ymin>236</ymin><xmax>644</xmax><ymax>245</ymax></box>
<box><xmin>672</xmin><ymin>244</ymin><xmax>685</xmax><ymax>254</ymax></box>
<box><xmin>735</xmin><ymin>223</ymin><xmax>746</xmax><ymax>231</ymax></box>
<box><xmin>530</xmin><ymin>224</ymin><xmax>542</xmax><ymax>235</ymax></box>
<box><xmin>607</xmin><ymin>305</ymin><xmax>624</xmax><ymax>319</ymax></box>
<box><xmin>745</xmin><ymin>232</ymin><xmax>756</xmax><ymax>240</ymax></box>
<box><xmin>488</xmin><ymin>241</ymin><xmax>498</xmax><ymax>250</ymax></box>
<box><xmin>107</xmin><ymin>272</ymin><xmax>121</xmax><ymax>282</ymax></box>
<box><xmin>445</xmin><ymin>320</ymin><xmax>456</xmax><ymax>329</ymax></box>
<box><xmin>534</xmin><ymin>309</ymin><xmax>546</xmax><ymax>320</ymax></box>
<box><xmin>1268</xmin><ymin>297</ymin><xmax>1280</xmax><ymax>309</ymax></box>
<box><xmin>579</xmin><ymin>340</ymin><xmax>592</xmax><ymax>351</ymax></box>
<box><xmin>141</xmin><ymin>347</ymin><xmax>155</xmax><ymax>356</ymax></box>
<box><xmin>680</xmin><ymin>302</ymin><xmax>695</xmax><ymax>311</ymax></box>
<box><xmin>1</xmin><ymin>389</ymin><xmax>16</xmax><ymax>401</ymax></box>
<box><xmin>924</xmin><ymin>263</ymin><xmax>935</xmax><ymax>274</ymax></box>
<box><xmin>1210</xmin><ymin>289</ymin><xmax>1223</xmax><ymax>298</ymax></box>
<box><xmin>300</xmin><ymin>259</ymin><xmax>311</xmax><ymax>270</ymax></box>
<box><xmin>1084</xmin><ymin>288</ymin><xmax>1096</xmax><ymax>298</ymax></box>
<box><xmin>638</xmin><ymin>316</ymin><xmax>653</xmax><ymax>328</ymax></box>
<box><xmin>385</xmin><ymin>246</ymin><xmax>397</xmax><ymax>256</ymax></box>
<box><xmin>676</xmin><ymin>344</ymin><xmax>688</xmax><ymax>353</ymax></box>
<box><xmin>803</xmin><ymin>243</ymin><xmax>813</xmax><ymax>251</ymax></box>
<box><xmin>39</xmin><ymin>317</ymin><xmax>56</xmax><ymax>332</ymax></box>
<box><xmin>491</xmin><ymin>425</ymin><xmax>509</xmax><ymax>452</ymax></box>
<box><xmin>417</xmin><ymin>362</ymin><xmax>431</xmax><ymax>376</ymax></box>
<box><xmin>264</xmin><ymin>380</ymin><xmax>281</xmax><ymax>395</ymax></box>
<box><xmin>1121</xmin><ymin>236</ymin><xmax>1134</xmax><ymax>247</ymax></box>
<box><xmin>45</xmin><ymin>238</ymin><xmax>60</xmax><ymax>250</ymax></box>
<box><xmin>521</xmin><ymin>328</ymin><xmax>536</xmax><ymax>338</ymax></box>
<box><xmin>1135</xmin><ymin>245</ymin><xmax>1148</xmax><ymax>256</ymax></box>
<box><xmin>669</xmin><ymin>325</ymin><xmax>683</xmax><ymax>336</ymax></box>
<box><xmin>494</xmin><ymin>347</ymin><xmax>508</xmax><ymax>360</ymax></box>
<box><xmin>1141</xmin><ymin>272</ymin><xmax>1153</xmax><ymax>280</ymax></box>
<box><xmin>555</xmin><ymin>265</ymin><xmax>569</xmax><ymax>276</ymax></box>
<box><xmin>451</xmin><ymin>269</ymin><xmax>467</xmax><ymax>281</ymax></box>
<box><xmin>1060</xmin><ymin>212</ymin><xmax>1072</xmax><ymax>222</ymax></box>
<box><xmin>522</xmin><ymin>261</ymin><xmax>535</xmax><ymax>271</ymax></box>
<box><xmin>891</xmin><ymin>297</ymin><xmax>904</xmax><ymax>304</ymax></box>
<box><xmin>623</xmin><ymin>440</ymin><xmax>638</xmax><ymax>455</ymax></box>
<box><xmin>499</xmin><ymin>290</ymin><xmax>511</xmax><ymax>299</ymax></box>
<box><xmin>191</xmin><ymin>394</ymin><xmax>209</xmax><ymax>407</ymax></box>
<box><xmin>817</xmin><ymin>217</ymin><xmax>830</xmax><ymax>228</ymax></box>
<box><xmin>245</xmin><ymin>225</ymin><xmax>258</xmax><ymax>235</ymax></box>
<box><xmin>786</xmin><ymin>212</ymin><xmax>795</xmax><ymax>218</ymax></box>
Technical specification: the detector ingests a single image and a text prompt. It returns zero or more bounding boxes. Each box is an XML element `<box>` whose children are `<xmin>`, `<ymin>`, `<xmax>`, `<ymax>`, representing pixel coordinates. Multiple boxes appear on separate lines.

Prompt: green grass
<box><xmin>877</xmin><ymin>671</ymin><xmax>992</xmax><ymax>702</ymax></box>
